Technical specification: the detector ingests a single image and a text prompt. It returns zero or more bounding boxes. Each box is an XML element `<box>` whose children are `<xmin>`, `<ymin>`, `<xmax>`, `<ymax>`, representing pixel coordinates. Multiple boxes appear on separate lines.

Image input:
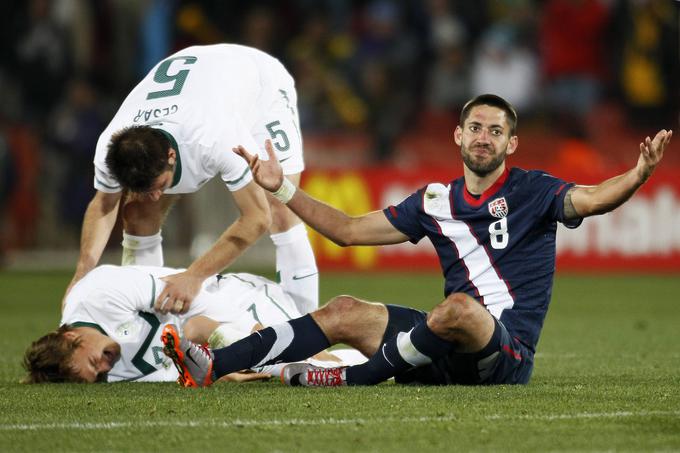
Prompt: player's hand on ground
<box><xmin>637</xmin><ymin>129</ymin><xmax>672</xmax><ymax>182</ymax></box>
<box><xmin>155</xmin><ymin>271</ymin><xmax>203</xmax><ymax>314</ymax></box>
<box><xmin>233</xmin><ymin>139</ymin><xmax>284</xmax><ymax>192</ymax></box>
<box><xmin>216</xmin><ymin>370</ymin><xmax>272</xmax><ymax>383</ymax></box>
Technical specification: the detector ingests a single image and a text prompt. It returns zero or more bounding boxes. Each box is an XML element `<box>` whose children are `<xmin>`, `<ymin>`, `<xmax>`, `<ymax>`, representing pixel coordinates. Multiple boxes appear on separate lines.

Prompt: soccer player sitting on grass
<box><xmin>23</xmin><ymin>265</ymin><xmax>359</xmax><ymax>384</ymax></box>
<box><xmin>161</xmin><ymin>93</ymin><xmax>672</xmax><ymax>387</ymax></box>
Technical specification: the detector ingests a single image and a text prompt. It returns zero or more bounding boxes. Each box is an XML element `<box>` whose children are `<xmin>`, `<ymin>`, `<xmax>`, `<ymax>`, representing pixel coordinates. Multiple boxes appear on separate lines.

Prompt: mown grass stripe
<box><xmin>2</xmin><ymin>411</ymin><xmax>679</xmax><ymax>431</ymax></box>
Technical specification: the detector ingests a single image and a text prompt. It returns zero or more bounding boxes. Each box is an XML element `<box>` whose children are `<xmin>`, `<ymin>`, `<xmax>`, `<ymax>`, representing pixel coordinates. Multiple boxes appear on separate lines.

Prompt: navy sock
<box><xmin>345</xmin><ymin>321</ymin><xmax>454</xmax><ymax>385</ymax></box>
<box><xmin>345</xmin><ymin>334</ymin><xmax>410</xmax><ymax>385</ymax></box>
<box><xmin>212</xmin><ymin>327</ymin><xmax>277</xmax><ymax>379</ymax></box>
<box><xmin>409</xmin><ymin>321</ymin><xmax>454</xmax><ymax>358</ymax></box>
<box><xmin>212</xmin><ymin>314</ymin><xmax>330</xmax><ymax>379</ymax></box>
<box><xmin>277</xmin><ymin>314</ymin><xmax>330</xmax><ymax>363</ymax></box>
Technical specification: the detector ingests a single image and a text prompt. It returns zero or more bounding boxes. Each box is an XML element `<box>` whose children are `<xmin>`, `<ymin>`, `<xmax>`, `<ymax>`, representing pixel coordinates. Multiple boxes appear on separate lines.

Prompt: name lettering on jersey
<box><xmin>133</xmin><ymin>105</ymin><xmax>178</xmax><ymax>123</ymax></box>
<box><xmin>488</xmin><ymin>197</ymin><xmax>509</xmax><ymax>218</ymax></box>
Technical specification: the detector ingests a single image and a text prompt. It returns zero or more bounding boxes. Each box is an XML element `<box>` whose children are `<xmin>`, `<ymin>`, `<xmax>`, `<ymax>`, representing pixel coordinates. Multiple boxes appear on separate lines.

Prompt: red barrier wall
<box><xmin>301</xmin><ymin>166</ymin><xmax>680</xmax><ymax>273</ymax></box>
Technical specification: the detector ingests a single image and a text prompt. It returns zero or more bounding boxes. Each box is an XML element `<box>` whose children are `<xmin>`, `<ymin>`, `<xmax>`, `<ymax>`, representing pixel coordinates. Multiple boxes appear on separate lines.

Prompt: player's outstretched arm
<box><xmin>155</xmin><ymin>181</ymin><xmax>271</xmax><ymax>314</ymax></box>
<box><xmin>63</xmin><ymin>190</ymin><xmax>121</xmax><ymax>312</ymax></box>
<box><xmin>234</xmin><ymin>141</ymin><xmax>409</xmax><ymax>246</ymax></box>
<box><xmin>564</xmin><ymin>129</ymin><xmax>672</xmax><ymax>219</ymax></box>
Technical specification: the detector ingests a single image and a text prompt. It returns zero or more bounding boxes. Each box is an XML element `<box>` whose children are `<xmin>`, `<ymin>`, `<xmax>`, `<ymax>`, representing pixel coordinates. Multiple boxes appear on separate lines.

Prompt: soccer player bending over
<box><xmin>66</xmin><ymin>44</ymin><xmax>318</xmax><ymax>321</ymax></box>
<box><xmin>161</xmin><ymin>94</ymin><xmax>672</xmax><ymax>387</ymax></box>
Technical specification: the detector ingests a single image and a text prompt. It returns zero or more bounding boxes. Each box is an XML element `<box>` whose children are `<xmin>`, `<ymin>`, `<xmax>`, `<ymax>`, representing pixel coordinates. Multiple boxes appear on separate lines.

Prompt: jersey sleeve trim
<box><xmin>225</xmin><ymin>167</ymin><xmax>252</xmax><ymax>189</ymax></box>
<box><xmin>156</xmin><ymin>129</ymin><xmax>183</xmax><ymax>188</ymax></box>
<box><xmin>94</xmin><ymin>177</ymin><xmax>121</xmax><ymax>191</ymax></box>
<box><xmin>70</xmin><ymin>321</ymin><xmax>108</xmax><ymax>336</ymax></box>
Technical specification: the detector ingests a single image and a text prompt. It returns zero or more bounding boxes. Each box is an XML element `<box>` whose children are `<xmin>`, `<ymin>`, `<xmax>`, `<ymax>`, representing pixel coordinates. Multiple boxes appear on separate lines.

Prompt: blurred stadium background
<box><xmin>0</xmin><ymin>0</ymin><xmax>678</xmax><ymax>273</ymax></box>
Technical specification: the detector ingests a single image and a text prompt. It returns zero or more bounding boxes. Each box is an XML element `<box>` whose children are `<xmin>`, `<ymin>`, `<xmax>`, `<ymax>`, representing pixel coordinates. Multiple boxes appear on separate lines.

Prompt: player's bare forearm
<box><xmin>234</xmin><ymin>140</ymin><xmax>407</xmax><ymax>245</ymax></box>
<box><xmin>187</xmin><ymin>215</ymin><xmax>269</xmax><ymax>278</ymax></box>
<box><xmin>566</xmin><ymin>129</ymin><xmax>672</xmax><ymax>219</ymax></box>
<box><xmin>287</xmin><ymin>189</ymin><xmax>407</xmax><ymax>246</ymax></box>
<box><xmin>73</xmin><ymin>192</ymin><xmax>121</xmax><ymax>280</ymax></box>
<box><xmin>567</xmin><ymin>169</ymin><xmax>643</xmax><ymax>218</ymax></box>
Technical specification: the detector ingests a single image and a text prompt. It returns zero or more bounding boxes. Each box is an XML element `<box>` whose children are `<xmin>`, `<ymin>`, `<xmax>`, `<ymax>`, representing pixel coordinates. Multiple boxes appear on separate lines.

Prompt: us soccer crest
<box><xmin>488</xmin><ymin>197</ymin><xmax>508</xmax><ymax>218</ymax></box>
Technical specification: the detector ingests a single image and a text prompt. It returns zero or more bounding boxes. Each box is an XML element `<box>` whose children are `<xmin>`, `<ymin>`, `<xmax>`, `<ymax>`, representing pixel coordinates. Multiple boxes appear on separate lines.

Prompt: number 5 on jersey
<box><xmin>147</xmin><ymin>56</ymin><xmax>198</xmax><ymax>100</ymax></box>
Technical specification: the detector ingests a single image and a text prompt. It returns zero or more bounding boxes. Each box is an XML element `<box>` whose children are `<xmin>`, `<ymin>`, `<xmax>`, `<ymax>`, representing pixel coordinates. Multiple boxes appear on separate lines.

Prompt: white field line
<box><xmin>1</xmin><ymin>411</ymin><xmax>679</xmax><ymax>432</ymax></box>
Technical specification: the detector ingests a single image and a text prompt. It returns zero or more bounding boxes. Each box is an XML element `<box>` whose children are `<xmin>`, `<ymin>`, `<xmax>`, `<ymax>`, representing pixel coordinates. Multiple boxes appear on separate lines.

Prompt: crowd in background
<box><xmin>0</xmin><ymin>0</ymin><xmax>677</xmax><ymax>259</ymax></box>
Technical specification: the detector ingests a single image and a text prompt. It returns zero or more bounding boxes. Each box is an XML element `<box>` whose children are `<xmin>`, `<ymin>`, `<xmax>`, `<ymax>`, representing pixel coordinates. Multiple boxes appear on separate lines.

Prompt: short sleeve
<box><xmin>93</xmin><ymin>130</ymin><xmax>122</xmax><ymax>193</ymax></box>
<box><xmin>529</xmin><ymin>171</ymin><xmax>582</xmax><ymax>229</ymax></box>
<box><xmin>210</xmin><ymin>115</ymin><xmax>256</xmax><ymax>192</ymax></box>
<box><xmin>383</xmin><ymin>188</ymin><xmax>427</xmax><ymax>244</ymax></box>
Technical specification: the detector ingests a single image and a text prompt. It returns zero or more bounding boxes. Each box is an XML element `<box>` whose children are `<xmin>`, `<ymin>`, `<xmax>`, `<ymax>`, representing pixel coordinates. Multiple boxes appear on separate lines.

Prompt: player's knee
<box><xmin>182</xmin><ymin>321</ymin><xmax>203</xmax><ymax>344</ymax></box>
<box><xmin>315</xmin><ymin>295</ymin><xmax>362</xmax><ymax>340</ymax></box>
<box><xmin>427</xmin><ymin>293</ymin><xmax>477</xmax><ymax>335</ymax></box>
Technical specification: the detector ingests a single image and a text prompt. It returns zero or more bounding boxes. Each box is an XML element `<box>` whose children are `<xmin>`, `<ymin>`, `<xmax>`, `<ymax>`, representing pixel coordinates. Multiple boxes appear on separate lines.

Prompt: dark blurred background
<box><xmin>0</xmin><ymin>0</ymin><xmax>677</xmax><ymax>267</ymax></box>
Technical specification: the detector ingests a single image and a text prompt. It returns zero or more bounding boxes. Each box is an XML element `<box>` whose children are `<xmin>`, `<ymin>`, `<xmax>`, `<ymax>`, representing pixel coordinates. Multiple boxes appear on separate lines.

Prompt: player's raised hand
<box><xmin>637</xmin><ymin>129</ymin><xmax>672</xmax><ymax>182</ymax></box>
<box><xmin>233</xmin><ymin>139</ymin><xmax>284</xmax><ymax>192</ymax></box>
<box><xmin>154</xmin><ymin>271</ymin><xmax>204</xmax><ymax>315</ymax></box>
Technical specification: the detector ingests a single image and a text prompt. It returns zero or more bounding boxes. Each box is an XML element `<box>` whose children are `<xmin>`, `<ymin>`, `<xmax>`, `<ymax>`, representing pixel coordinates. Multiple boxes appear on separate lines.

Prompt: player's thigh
<box><xmin>314</xmin><ymin>297</ymin><xmax>403</xmax><ymax>357</ymax></box>
<box><xmin>244</xmin><ymin>283</ymin><xmax>301</xmax><ymax>327</ymax></box>
<box><xmin>251</xmin><ymin>72</ymin><xmax>304</xmax><ymax>176</ymax></box>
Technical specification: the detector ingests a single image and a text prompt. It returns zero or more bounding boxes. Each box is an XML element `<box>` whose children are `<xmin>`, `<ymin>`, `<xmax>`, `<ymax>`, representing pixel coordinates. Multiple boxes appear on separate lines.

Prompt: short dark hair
<box><xmin>105</xmin><ymin>126</ymin><xmax>172</xmax><ymax>192</ymax></box>
<box><xmin>22</xmin><ymin>325</ymin><xmax>85</xmax><ymax>384</ymax></box>
<box><xmin>460</xmin><ymin>94</ymin><xmax>518</xmax><ymax>136</ymax></box>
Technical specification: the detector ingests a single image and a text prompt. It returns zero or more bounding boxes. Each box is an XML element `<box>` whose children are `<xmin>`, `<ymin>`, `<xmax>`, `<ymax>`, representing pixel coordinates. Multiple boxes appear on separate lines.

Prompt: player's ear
<box><xmin>506</xmin><ymin>135</ymin><xmax>518</xmax><ymax>156</ymax></box>
<box><xmin>454</xmin><ymin>126</ymin><xmax>463</xmax><ymax>146</ymax></box>
<box><xmin>167</xmin><ymin>148</ymin><xmax>176</xmax><ymax>166</ymax></box>
<box><xmin>62</xmin><ymin>331</ymin><xmax>79</xmax><ymax>342</ymax></box>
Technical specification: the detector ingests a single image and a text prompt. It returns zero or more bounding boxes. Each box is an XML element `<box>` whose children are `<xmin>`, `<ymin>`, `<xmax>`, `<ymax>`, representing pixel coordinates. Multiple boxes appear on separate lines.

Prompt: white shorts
<box><xmin>250</xmin><ymin>57</ymin><xmax>304</xmax><ymax>176</ymax></box>
<box><xmin>189</xmin><ymin>273</ymin><xmax>302</xmax><ymax>336</ymax></box>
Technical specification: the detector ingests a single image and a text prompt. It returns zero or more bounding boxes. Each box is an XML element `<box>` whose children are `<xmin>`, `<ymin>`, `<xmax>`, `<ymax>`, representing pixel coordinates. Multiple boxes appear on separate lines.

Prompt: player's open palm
<box><xmin>233</xmin><ymin>139</ymin><xmax>284</xmax><ymax>192</ymax></box>
<box><xmin>155</xmin><ymin>271</ymin><xmax>203</xmax><ymax>315</ymax></box>
<box><xmin>638</xmin><ymin>129</ymin><xmax>673</xmax><ymax>180</ymax></box>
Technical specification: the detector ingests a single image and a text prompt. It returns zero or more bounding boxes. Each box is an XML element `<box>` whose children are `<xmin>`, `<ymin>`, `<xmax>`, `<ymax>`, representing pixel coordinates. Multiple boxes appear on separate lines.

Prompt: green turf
<box><xmin>1</xmin><ymin>270</ymin><xmax>679</xmax><ymax>452</ymax></box>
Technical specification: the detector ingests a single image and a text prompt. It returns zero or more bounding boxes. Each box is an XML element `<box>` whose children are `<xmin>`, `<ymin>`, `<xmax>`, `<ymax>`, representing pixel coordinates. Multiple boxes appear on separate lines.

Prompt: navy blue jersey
<box><xmin>384</xmin><ymin>167</ymin><xmax>582</xmax><ymax>352</ymax></box>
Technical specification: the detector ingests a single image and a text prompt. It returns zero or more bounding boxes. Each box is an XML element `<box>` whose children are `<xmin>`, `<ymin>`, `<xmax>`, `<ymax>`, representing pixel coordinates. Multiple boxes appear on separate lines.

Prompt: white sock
<box><xmin>121</xmin><ymin>231</ymin><xmax>164</xmax><ymax>266</ymax></box>
<box><xmin>270</xmin><ymin>223</ymin><xmax>318</xmax><ymax>314</ymax></box>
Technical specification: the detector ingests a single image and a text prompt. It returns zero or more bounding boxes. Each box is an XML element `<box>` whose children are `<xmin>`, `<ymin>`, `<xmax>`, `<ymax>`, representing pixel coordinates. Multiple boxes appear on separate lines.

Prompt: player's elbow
<box><xmin>251</xmin><ymin>211</ymin><xmax>272</xmax><ymax>237</ymax></box>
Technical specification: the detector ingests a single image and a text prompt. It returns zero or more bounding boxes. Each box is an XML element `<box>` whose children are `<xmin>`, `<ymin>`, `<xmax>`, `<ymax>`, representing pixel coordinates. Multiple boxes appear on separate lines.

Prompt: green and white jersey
<box><xmin>61</xmin><ymin>265</ymin><xmax>302</xmax><ymax>382</ymax></box>
<box><xmin>93</xmin><ymin>44</ymin><xmax>305</xmax><ymax>195</ymax></box>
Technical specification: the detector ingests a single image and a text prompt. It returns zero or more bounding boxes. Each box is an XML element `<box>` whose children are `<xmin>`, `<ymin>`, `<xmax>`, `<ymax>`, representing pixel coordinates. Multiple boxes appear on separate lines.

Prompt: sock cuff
<box><xmin>270</xmin><ymin>223</ymin><xmax>308</xmax><ymax>246</ymax></box>
<box><xmin>122</xmin><ymin>231</ymin><xmax>163</xmax><ymax>250</ymax></box>
<box><xmin>288</xmin><ymin>314</ymin><xmax>331</xmax><ymax>349</ymax></box>
<box><xmin>409</xmin><ymin>322</ymin><xmax>453</xmax><ymax>358</ymax></box>
<box><xmin>396</xmin><ymin>330</ymin><xmax>433</xmax><ymax>367</ymax></box>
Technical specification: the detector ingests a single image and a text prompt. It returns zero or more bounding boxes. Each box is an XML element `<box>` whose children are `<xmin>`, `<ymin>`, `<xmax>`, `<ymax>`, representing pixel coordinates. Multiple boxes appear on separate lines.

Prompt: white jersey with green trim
<box><xmin>61</xmin><ymin>265</ymin><xmax>302</xmax><ymax>382</ymax></box>
<box><xmin>93</xmin><ymin>44</ymin><xmax>300</xmax><ymax>194</ymax></box>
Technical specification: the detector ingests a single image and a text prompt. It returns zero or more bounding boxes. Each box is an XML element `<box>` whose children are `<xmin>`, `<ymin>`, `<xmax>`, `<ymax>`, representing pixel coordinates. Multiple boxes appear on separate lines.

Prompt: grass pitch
<box><xmin>1</xmin><ymin>270</ymin><xmax>679</xmax><ymax>452</ymax></box>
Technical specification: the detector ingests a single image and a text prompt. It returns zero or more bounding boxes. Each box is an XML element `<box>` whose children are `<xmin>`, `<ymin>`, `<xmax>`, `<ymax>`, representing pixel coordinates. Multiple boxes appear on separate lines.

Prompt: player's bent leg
<box><xmin>121</xmin><ymin>193</ymin><xmax>178</xmax><ymax>266</ymax></box>
<box><xmin>312</xmin><ymin>295</ymin><xmax>388</xmax><ymax>357</ymax></box>
<box><xmin>426</xmin><ymin>292</ymin><xmax>496</xmax><ymax>353</ymax></box>
<box><xmin>268</xmin><ymin>173</ymin><xmax>319</xmax><ymax>314</ymax></box>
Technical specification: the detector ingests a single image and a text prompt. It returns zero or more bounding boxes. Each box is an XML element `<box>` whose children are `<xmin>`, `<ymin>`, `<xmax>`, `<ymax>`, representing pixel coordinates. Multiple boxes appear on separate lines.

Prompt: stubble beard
<box><xmin>461</xmin><ymin>144</ymin><xmax>507</xmax><ymax>177</ymax></box>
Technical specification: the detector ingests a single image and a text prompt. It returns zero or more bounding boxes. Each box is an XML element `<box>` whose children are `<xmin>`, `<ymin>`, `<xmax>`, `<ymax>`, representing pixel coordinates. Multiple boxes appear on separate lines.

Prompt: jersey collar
<box><xmin>463</xmin><ymin>167</ymin><xmax>509</xmax><ymax>208</ymax></box>
<box><xmin>157</xmin><ymin>128</ymin><xmax>182</xmax><ymax>188</ymax></box>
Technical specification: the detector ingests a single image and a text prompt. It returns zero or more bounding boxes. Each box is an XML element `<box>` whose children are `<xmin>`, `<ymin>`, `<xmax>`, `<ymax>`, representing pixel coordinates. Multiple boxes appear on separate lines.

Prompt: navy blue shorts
<box><xmin>382</xmin><ymin>304</ymin><xmax>534</xmax><ymax>385</ymax></box>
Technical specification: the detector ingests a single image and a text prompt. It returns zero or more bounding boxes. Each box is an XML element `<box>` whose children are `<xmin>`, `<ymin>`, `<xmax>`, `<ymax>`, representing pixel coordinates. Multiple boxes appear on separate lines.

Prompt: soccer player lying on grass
<box><xmin>23</xmin><ymin>265</ymin><xmax>359</xmax><ymax>384</ymax></box>
<box><xmin>162</xmin><ymin>93</ymin><xmax>672</xmax><ymax>387</ymax></box>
